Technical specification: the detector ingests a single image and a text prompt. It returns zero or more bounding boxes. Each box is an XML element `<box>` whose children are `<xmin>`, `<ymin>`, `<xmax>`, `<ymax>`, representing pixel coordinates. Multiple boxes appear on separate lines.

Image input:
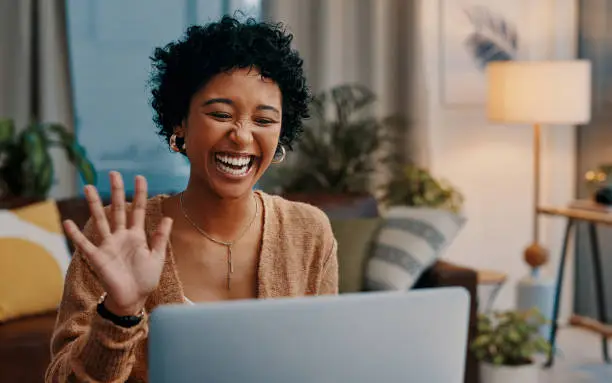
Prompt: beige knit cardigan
<box><xmin>45</xmin><ymin>191</ymin><xmax>338</xmax><ymax>382</ymax></box>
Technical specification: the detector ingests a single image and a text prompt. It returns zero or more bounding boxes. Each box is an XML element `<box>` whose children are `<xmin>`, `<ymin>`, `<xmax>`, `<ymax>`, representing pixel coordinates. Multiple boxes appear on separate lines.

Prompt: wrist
<box><xmin>96</xmin><ymin>293</ymin><xmax>145</xmax><ymax>328</ymax></box>
<box><xmin>97</xmin><ymin>293</ymin><xmax>146</xmax><ymax>328</ymax></box>
<box><xmin>103</xmin><ymin>297</ymin><xmax>144</xmax><ymax>317</ymax></box>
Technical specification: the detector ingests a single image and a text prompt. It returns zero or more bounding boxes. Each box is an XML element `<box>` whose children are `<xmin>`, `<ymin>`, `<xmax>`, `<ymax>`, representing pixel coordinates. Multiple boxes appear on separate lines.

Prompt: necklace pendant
<box><xmin>227</xmin><ymin>246</ymin><xmax>233</xmax><ymax>291</ymax></box>
<box><xmin>227</xmin><ymin>246</ymin><xmax>234</xmax><ymax>273</ymax></box>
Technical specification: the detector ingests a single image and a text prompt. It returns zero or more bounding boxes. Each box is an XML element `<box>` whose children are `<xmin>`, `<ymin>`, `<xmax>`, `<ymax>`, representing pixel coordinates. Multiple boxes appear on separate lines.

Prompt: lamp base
<box><xmin>518</xmin><ymin>243</ymin><xmax>553</xmax><ymax>339</ymax></box>
<box><xmin>517</xmin><ymin>267</ymin><xmax>555</xmax><ymax>339</ymax></box>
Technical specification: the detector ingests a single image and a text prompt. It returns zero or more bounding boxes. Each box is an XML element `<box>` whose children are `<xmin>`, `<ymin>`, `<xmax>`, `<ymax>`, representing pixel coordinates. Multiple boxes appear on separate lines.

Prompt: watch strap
<box><xmin>96</xmin><ymin>293</ymin><xmax>145</xmax><ymax>328</ymax></box>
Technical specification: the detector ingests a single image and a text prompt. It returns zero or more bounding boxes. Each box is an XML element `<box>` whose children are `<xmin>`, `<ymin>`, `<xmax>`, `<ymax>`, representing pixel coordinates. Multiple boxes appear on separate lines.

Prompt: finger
<box><xmin>109</xmin><ymin>171</ymin><xmax>126</xmax><ymax>231</ymax></box>
<box><xmin>151</xmin><ymin>217</ymin><xmax>173</xmax><ymax>260</ymax></box>
<box><xmin>83</xmin><ymin>184</ymin><xmax>111</xmax><ymax>238</ymax></box>
<box><xmin>129</xmin><ymin>175</ymin><xmax>148</xmax><ymax>229</ymax></box>
<box><xmin>63</xmin><ymin>219</ymin><xmax>99</xmax><ymax>258</ymax></box>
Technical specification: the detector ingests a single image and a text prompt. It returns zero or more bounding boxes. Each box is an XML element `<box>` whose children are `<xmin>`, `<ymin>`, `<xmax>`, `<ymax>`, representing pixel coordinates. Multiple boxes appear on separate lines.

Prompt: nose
<box><xmin>229</xmin><ymin>122</ymin><xmax>253</xmax><ymax>147</ymax></box>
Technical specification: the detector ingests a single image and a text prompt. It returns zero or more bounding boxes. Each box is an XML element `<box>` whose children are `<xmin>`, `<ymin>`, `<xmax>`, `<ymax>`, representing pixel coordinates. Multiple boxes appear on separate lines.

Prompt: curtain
<box><xmin>260</xmin><ymin>0</ymin><xmax>431</xmax><ymax>168</ymax></box>
<box><xmin>0</xmin><ymin>0</ymin><xmax>76</xmax><ymax>199</ymax></box>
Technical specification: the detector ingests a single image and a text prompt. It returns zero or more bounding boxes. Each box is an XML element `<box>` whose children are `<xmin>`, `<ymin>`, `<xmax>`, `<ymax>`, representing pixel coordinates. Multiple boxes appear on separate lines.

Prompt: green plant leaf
<box><xmin>0</xmin><ymin>121</ymin><xmax>97</xmax><ymax>198</ymax></box>
<box><xmin>69</xmin><ymin>143</ymin><xmax>97</xmax><ymax>185</ymax></box>
<box><xmin>278</xmin><ymin>83</ymin><xmax>404</xmax><ymax>195</ymax></box>
<box><xmin>384</xmin><ymin>164</ymin><xmax>463</xmax><ymax>212</ymax></box>
<box><xmin>507</xmin><ymin>329</ymin><xmax>521</xmax><ymax>343</ymax></box>
<box><xmin>47</xmin><ymin>123</ymin><xmax>97</xmax><ymax>185</ymax></box>
<box><xmin>47</xmin><ymin>123</ymin><xmax>75</xmax><ymax>147</ymax></box>
<box><xmin>23</xmin><ymin>124</ymin><xmax>47</xmax><ymax>163</ymax></box>
<box><xmin>21</xmin><ymin>126</ymin><xmax>49</xmax><ymax>196</ymax></box>
<box><xmin>0</xmin><ymin>119</ymin><xmax>15</xmax><ymax>146</ymax></box>
<box><xmin>34</xmin><ymin>152</ymin><xmax>54</xmax><ymax>197</ymax></box>
<box><xmin>493</xmin><ymin>355</ymin><xmax>504</xmax><ymax>365</ymax></box>
<box><xmin>471</xmin><ymin>308</ymin><xmax>552</xmax><ymax>366</ymax></box>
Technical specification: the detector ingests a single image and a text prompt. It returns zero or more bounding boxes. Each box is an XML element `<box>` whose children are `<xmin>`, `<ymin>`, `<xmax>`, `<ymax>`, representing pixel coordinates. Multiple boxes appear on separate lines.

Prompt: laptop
<box><xmin>148</xmin><ymin>287</ymin><xmax>470</xmax><ymax>383</ymax></box>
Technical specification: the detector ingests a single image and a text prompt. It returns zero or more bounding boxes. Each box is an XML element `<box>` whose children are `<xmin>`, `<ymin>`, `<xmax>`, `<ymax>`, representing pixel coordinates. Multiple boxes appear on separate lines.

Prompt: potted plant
<box><xmin>0</xmin><ymin>118</ymin><xmax>96</xmax><ymax>201</ymax></box>
<box><xmin>471</xmin><ymin>308</ymin><xmax>551</xmax><ymax>383</ymax></box>
<box><xmin>383</xmin><ymin>164</ymin><xmax>464</xmax><ymax>213</ymax></box>
<box><xmin>262</xmin><ymin>83</ymin><xmax>404</xmax><ymax>217</ymax></box>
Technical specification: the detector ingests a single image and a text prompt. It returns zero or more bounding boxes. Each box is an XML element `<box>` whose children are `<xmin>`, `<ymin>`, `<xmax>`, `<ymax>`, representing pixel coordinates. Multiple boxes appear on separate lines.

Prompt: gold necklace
<box><xmin>179</xmin><ymin>192</ymin><xmax>258</xmax><ymax>290</ymax></box>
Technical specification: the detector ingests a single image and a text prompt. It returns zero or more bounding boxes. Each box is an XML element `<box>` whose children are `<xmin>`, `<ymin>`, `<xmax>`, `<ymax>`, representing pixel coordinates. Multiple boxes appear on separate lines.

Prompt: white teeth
<box><xmin>215</xmin><ymin>153</ymin><xmax>251</xmax><ymax>167</ymax></box>
<box><xmin>214</xmin><ymin>153</ymin><xmax>253</xmax><ymax>176</ymax></box>
<box><xmin>216</xmin><ymin>161</ymin><xmax>249</xmax><ymax>176</ymax></box>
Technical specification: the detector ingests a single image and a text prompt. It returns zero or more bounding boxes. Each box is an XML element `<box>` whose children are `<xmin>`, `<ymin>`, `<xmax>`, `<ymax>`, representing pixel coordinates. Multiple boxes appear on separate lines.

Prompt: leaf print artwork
<box><xmin>439</xmin><ymin>0</ymin><xmax>525</xmax><ymax>106</ymax></box>
<box><xmin>463</xmin><ymin>5</ymin><xmax>519</xmax><ymax>70</ymax></box>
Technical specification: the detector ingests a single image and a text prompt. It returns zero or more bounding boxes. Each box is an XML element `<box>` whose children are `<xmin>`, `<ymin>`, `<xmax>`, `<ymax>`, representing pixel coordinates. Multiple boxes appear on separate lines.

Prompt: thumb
<box><xmin>151</xmin><ymin>217</ymin><xmax>173</xmax><ymax>260</ymax></box>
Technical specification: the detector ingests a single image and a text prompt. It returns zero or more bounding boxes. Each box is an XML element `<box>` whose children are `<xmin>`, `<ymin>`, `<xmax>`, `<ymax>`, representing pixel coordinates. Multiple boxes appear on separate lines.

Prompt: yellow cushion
<box><xmin>0</xmin><ymin>200</ymin><xmax>71</xmax><ymax>322</ymax></box>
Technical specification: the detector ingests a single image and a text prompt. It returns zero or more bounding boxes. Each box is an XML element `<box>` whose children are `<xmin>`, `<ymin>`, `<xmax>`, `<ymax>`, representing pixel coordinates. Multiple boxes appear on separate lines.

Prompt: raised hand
<box><xmin>63</xmin><ymin>172</ymin><xmax>173</xmax><ymax>316</ymax></box>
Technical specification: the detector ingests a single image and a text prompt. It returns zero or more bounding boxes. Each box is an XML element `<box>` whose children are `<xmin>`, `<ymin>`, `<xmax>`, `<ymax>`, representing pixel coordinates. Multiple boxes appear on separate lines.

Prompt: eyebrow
<box><xmin>202</xmin><ymin>98</ymin><xmax>280</xmax><ymax>115</ymax></box>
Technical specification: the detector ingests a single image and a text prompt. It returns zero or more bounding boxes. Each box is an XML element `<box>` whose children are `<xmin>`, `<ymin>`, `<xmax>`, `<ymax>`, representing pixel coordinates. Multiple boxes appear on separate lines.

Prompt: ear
<box><xmin>173</xmin><ymin>124</ymin><xmax>185</xmax><ymax>137</ymax></box>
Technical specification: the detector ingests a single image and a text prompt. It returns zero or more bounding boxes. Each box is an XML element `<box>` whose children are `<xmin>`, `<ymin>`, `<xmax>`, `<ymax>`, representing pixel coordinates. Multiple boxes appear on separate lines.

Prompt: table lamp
<box><xmin>486</xmin><ymin>60</ymin><xmax>591</xmax><ymax>326</ymax></box>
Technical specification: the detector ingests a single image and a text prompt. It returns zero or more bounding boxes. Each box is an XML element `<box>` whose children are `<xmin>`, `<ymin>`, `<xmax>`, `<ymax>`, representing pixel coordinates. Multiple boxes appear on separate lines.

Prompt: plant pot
<box><xmin>480</xmin><ymin>362</ymin><xmax>539</xmax><ymax>383</ymax></box>
<box><xmin>281</xmin><ymin>192</ymin><xmax>379</xmax><ymax>219</ymax></box>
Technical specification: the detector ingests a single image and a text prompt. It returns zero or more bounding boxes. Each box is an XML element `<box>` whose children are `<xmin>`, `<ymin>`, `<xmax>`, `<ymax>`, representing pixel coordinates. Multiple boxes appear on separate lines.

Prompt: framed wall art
<box><xmin>438</xmin><ymin>0</ymin><xmax>529</xmax><ymax>108</ymax></box>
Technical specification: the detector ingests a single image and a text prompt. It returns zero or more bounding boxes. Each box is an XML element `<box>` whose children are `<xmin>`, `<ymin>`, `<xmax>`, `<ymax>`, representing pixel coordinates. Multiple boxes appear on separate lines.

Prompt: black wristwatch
<box><xmin>96</xmin><ymin>293</ymin><xmax>145</xmax><ymax>328</ymax></box>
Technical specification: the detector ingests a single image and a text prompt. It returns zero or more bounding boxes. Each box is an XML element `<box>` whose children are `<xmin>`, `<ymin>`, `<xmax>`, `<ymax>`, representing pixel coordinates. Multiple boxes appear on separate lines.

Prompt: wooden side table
<box><xmin>537</xmin><ymin>204</ymin><xmax>611</xmax><ymax>367</ymax></box>
<box><xmin>476</xmin><ymin>269</ymin><xmax>507</xmax><ymax>313</ymax></box>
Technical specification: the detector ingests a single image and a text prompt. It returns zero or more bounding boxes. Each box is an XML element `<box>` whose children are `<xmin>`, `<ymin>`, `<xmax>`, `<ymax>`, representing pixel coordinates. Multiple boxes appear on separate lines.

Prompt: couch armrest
<box><xmin>413</xmin><ymin>261</ymin><xmax>479</xmax><ymax>383</ymax></box>
<box><xmin>415</xmin><ymin>261</ymin><xmax>477</xmax><ymax>291</ymax></box>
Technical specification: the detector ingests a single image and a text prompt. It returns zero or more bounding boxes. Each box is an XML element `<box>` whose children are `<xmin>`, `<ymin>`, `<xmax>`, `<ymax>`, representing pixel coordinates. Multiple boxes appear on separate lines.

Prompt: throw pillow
<box><xmin>364</xmin><ymin>207</ymin><xmax>466</xmax><ymax>291</ymax></box>
<box><xmin>0</xmin><ymin>200</ymin><xmax>71</xmax><ymax>322</ymax></box>
<box><xmin>330</xmin><ymin>218</ymin><xmax>383</xmax><ymax>293</ymax></box>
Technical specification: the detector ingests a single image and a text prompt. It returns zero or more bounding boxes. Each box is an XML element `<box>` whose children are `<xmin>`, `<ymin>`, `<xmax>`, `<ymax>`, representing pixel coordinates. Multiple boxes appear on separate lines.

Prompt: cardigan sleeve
<box><xmin>45</xmin><ymin>219</ymin><xmax>148</xmax><ymax>383</ymax></box>
<box><xmin>319</xmin><ymin>238</ymin><xmax>339</xmax><ymax>295</ymax></box>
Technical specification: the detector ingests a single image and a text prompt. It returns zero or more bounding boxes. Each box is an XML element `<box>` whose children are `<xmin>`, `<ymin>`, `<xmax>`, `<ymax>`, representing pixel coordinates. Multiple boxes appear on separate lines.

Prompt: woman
<box><xmin>45</xmin><ymin>15</ymin><xmax>338</xmax><ymax>383</ymax></box>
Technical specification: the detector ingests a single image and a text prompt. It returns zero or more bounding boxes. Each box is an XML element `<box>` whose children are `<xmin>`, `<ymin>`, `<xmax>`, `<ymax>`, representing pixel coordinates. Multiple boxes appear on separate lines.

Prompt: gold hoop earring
<box><xmin>169</xmin><ymin>134</ymin><xmax>180</xmax><ymax>152</ymax></box>
<box><xmin>272</xmin><ymin>145</ymin><xmax>286</xmax><ymax>164</ymax></box>
<box><xmin>170</xmin><ymin>134</ymin><xmax>186</xmax><ymax>153</ymax></box>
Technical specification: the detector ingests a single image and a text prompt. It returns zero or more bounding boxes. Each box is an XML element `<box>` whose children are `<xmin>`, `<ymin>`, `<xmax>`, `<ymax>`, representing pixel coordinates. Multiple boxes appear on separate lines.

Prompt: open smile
<box><xmin>214</xmin><ymin>152</ymin><xmax>258</xmax><ymax>178</ymax></box>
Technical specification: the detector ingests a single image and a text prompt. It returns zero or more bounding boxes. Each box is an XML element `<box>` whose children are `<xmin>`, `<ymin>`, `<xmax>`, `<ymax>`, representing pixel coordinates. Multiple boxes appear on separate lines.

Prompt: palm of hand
<box><xmin>94</xmin><ymin>228</ymin><xmax>166</xmax><ymax>309</ymax></box>
<box><xmin>63</xmin><ymin>172</ymin><xmax>173</xmax><ymax>315</ymax></box>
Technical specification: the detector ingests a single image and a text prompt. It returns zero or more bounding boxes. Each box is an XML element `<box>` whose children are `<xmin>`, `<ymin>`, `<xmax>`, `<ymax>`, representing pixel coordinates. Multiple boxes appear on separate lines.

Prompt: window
<box><xmin>66</xmin><ymin>0</ymin><xmax>260</xmax><ymax>196</ymax></box>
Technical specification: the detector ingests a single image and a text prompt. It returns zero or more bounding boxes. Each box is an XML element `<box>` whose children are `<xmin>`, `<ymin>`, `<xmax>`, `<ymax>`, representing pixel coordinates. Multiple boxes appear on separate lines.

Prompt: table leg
<box><xmin>546</xmin><ymin>218</ymin><xmax>574</xmax><ymax>368</ymax></box>
<box><xmin>588</xmin><ymin>222</ymin><xmax>610</xmax><ymax>363</ymax></box>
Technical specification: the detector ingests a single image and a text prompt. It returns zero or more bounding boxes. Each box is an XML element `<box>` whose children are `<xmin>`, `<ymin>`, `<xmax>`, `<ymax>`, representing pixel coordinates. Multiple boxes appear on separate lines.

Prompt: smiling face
<box><xmin>176</xmin><ymin>67</ymin><xmax>282</xmax><ymax>200</ymax></box>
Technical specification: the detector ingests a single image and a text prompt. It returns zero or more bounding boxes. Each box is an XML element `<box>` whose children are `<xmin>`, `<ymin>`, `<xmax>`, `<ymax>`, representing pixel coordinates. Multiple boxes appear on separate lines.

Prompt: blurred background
<box><xmin>0</xmin><ymin>0</ymin><xmax>579</xmax><ymax>315</ymax></box>
<box><xmin>4</xmin><ymin>1</ymin><xmax>612</xmax><ymax>382</ymax></box>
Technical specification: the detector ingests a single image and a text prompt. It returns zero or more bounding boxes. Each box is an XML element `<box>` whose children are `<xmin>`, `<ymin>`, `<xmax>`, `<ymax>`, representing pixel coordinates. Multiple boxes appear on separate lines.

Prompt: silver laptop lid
<box><xmin>149</xmin><ymin>287</ymin><xmax>470</xmax><ymax>383</ymax></box>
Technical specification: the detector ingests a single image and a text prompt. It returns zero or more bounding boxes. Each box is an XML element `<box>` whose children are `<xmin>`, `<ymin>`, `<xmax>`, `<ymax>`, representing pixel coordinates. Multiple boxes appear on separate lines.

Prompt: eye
<box><xmin>254</xmin><ymin>118</ymin><xmax>276</xmax><ymax>126</ymax></box>
<box><xmin>208</xmin><ymin>112</ymin><xmax>232</xmax><ymax>120</ymax></box>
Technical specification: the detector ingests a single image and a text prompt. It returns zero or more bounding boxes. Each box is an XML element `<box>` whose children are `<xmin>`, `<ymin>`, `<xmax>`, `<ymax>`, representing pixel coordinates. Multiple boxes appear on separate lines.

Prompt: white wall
<box><xmin>418</xmin><ymin>0</ymin><xmax>578</xmax><ymax>318</ymax></box>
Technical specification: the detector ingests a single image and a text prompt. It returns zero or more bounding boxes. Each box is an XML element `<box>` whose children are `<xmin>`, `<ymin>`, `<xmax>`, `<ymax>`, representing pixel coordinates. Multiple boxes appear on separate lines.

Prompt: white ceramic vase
<box><xmin>480</xmin><ymin>362</ymin><xmax>539</xmax><ymax>383</ymax></box>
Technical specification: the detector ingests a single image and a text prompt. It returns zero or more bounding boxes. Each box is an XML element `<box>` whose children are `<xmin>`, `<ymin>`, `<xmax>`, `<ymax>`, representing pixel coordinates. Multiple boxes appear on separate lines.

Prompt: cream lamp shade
<box><xmin>486</xmin><ymin>60</ymin><xmax>592</xmax><ymax>125</ymax></box>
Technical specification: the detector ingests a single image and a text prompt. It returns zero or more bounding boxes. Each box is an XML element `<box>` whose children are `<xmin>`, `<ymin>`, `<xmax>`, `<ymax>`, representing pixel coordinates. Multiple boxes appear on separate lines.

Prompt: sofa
<box><xmin>330</xmin><ymin>217</ymin><xmax>479</xmax><ymax>383</ymax></box>
<box><xmin>0</xmin><ymin>196</ymin><xmax>479</xmax><ymax>383</ymax></box>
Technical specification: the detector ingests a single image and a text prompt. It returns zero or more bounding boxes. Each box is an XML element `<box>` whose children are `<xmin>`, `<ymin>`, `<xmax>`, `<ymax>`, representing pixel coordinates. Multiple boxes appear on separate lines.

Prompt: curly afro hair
<box><xmin>148</xmin><ymin>15</ymin><xmax>311</xmax><ymax>153</ymax></box>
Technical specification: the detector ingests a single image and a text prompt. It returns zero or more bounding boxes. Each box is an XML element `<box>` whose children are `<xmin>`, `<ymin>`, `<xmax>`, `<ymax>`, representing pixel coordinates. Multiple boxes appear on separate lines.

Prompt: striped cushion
<box><xmin>364</xmin><ymin>207</ymin><xmax>466</xmax><ymax>290</ymax></box>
